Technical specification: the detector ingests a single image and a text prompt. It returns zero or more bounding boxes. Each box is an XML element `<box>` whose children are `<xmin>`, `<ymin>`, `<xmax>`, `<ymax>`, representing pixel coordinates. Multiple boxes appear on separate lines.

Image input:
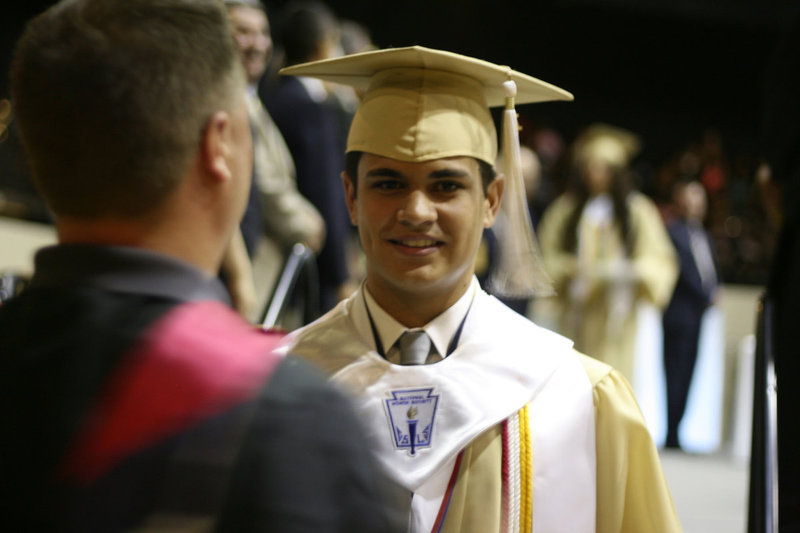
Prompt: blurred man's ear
<box><xmin>202</xmin><ymin>111</ymin><xmax>235</xmax><ymax>183</ymax></box>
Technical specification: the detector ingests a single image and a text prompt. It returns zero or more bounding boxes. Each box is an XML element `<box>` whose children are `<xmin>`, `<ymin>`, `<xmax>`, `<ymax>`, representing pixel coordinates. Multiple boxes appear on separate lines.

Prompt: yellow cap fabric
<box><xmin>279</xmin><ymin>46</ymin><xmax>573</xmax><ymax>165</ymax></box>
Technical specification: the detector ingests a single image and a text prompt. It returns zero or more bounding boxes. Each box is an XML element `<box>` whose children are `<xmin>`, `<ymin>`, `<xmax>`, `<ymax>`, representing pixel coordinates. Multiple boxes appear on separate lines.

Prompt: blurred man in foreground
<box><xmin>0</xmin><ymin>0</ymin><xmax>399</xmax><ymax>530</ymax></box>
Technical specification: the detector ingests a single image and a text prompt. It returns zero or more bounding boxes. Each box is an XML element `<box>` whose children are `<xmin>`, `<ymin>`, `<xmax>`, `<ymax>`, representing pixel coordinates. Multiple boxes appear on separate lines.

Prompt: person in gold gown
<box><xmin>279</xmin><ymin>50</ymin><xmax>682</xmax><ymax>532</ymax></box>
<box><xmin>538</xmin><ymin>124</ymin><xmax>678</xmax><ymax>384</ymax></box>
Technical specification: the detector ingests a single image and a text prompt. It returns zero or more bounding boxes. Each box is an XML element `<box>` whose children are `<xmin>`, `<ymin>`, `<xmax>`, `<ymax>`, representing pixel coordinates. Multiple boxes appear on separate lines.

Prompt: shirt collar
<box><xmin>297</xmin><ymin>76</ymin><xmax>329</xmax><ymax>103</ymax></box>
<box><xmin>30</xmin><ymin>244</ymin><xmax>231</xmax><ymax>304</ymax></box>
<box><xmin>363</xmin><ymin>277</ymin><xmax>477</xmax><ymax>357</ymax></box>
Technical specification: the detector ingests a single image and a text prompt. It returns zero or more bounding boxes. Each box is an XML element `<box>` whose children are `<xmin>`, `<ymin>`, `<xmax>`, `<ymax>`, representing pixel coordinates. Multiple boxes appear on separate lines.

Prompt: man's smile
<box><xmin>388</xmin><ymin>237</ymin><xmax>444</xmax><ymax>248</ymax></box>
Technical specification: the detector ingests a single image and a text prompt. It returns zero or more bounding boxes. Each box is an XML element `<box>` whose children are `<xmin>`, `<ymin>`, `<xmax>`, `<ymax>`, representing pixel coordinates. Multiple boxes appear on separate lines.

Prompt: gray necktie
<box><xmin>397</xmin><ymin>330</ymin><xmax>432</xmax><ymax>366</ymax></box>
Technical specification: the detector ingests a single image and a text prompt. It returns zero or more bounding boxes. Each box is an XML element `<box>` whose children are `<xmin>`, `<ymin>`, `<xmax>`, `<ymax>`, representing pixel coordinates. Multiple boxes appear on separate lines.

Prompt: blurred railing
<box><xmin>259</xmin><ymin>242</ymin><xmax>320</xmax><ymax>331</ymax></box>
<box><xmin>0</xmin><ymin>271</ymin><xmax>29</xmax><ymax>303</ymax></box>
<box><xmin>748</xmin><ymin>293</ymin><xmax>779</xmax><ymax>533</ymax></box>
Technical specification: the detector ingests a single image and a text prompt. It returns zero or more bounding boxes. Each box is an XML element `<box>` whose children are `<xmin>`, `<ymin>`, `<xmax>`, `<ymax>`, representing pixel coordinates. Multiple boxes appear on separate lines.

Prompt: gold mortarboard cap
<box><xmin>281</xmin><ymin>45</ymin><xmax>573</xmax><ymax>298</ymax></box>
<box><xmin>280</xmin><ymin>45</ymin><xmax>573</xmax><ymax>165</ymax></box>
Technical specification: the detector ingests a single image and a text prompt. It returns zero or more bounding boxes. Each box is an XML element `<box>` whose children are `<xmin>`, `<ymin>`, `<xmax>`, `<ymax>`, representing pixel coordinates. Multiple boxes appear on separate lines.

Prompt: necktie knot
<box><xmin>397</xmin><ymin>330</ymin><xmax>432</xmax><ymax>366</ymax></box>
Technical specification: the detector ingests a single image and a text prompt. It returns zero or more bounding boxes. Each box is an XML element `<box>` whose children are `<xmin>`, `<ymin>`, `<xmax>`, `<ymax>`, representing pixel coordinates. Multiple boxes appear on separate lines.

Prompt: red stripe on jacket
<box><xmin>60</xmin><ymin>300</ymin><xmax>284</xmax><ymax>483</ymax></box>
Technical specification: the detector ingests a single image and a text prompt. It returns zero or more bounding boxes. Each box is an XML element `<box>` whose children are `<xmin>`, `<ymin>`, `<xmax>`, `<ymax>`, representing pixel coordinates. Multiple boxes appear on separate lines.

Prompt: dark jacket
<box><xmin>0</xmin><ymin>244</ymin><xmax>401</xmax><ymax>532</ymax></box>
<box><xmin>263</xmin><ymin>76</ymin><xmax>351</xmax><ymax>312</ymax></box>
<box><xmin>663</xmin><ymin>221</ymin><xmax>718</xmax><ymax>327</ymax></box>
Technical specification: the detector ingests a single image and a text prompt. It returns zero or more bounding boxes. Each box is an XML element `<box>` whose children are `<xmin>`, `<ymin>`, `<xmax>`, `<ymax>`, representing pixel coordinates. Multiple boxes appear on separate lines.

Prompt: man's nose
<box><xmin>398</xmin><ymin>190</ymin><xmax>436</xmax><ymax>225</ymax></box>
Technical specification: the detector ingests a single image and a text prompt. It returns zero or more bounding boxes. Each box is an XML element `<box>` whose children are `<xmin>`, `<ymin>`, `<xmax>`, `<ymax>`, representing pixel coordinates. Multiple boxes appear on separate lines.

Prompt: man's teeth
<box><xmin>401</xmin><ymin>239</ymin><xmax>437</xmax><ymax>247</ymax></box>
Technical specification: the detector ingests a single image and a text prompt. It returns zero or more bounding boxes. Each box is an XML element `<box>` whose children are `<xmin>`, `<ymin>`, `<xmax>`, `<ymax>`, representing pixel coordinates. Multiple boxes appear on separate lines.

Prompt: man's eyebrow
<box><xmin>363</xmin><ymin>167</ymin><xmax>470</xmax><ymax>179</ymax></box>
<box><xmin>429</xmin><ymin>168</ymin><xmax>470</xmax><ymax>179</ymax></box>
<box><xmin>365</xmin><ymin>168</ymin><xmax>405</xmax><ymax>179</ymax></box>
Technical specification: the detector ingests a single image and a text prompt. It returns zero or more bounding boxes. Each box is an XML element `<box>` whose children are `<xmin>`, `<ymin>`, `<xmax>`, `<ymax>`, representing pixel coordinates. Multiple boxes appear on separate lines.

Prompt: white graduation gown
<box><xmin>280</xmin><ymin>281</ymin><xmax>596</xmax><ymax>532</ymax></box>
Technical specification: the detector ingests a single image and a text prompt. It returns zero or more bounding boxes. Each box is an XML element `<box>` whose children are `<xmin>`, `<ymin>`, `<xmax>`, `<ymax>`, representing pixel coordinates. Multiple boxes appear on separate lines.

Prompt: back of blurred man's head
<box><xmin>10</xmin><ymin>0</ymin><xmax>245</xmax><ymax>219</ymax></box>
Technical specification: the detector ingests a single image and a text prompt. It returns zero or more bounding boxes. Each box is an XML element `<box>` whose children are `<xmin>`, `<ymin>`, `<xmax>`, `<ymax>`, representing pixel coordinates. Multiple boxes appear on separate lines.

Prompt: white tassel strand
<box><xmin>487</xmin><ymin>79</ymin><xmax>554</xmax><ymax>298</ymax></box>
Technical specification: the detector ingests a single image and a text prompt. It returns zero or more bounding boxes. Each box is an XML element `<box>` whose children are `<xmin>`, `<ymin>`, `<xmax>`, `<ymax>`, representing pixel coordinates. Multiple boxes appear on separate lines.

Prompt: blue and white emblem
<box><xmin>384</xmin><ymin>388</ymin><xmax>440</xmax><ymax>456</ymax></box>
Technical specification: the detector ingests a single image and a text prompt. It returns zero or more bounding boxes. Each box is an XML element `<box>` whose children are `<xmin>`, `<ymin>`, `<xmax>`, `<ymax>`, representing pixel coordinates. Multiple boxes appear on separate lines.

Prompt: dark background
<box><xmin>267</xmin><ymin>0</ymin><xmax>797</xmax><ymax>168</ymax></box>
<box><xmin>3</xmin><ymin>0</ymin><xmax>798</xmax><ymax>168</ymax></box>
<box><xmin>2</xmin><ymin>0</ymin><xmax>798</xmax><ymax>284</ymax></box>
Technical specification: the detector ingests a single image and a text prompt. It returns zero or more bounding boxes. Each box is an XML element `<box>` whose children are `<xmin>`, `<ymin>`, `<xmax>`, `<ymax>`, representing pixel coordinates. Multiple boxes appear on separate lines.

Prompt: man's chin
<box><xmin>382</xmin><ymin>268</ymin><xmax>463</xmax><ymax>296</ymax></box>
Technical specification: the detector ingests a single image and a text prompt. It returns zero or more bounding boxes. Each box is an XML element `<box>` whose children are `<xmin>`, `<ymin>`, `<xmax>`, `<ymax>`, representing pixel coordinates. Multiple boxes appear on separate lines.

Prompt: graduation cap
<box><xmin>281</xmin><ymin>45</ymin><xmax>574</xmax><ymax>297</ymax></box>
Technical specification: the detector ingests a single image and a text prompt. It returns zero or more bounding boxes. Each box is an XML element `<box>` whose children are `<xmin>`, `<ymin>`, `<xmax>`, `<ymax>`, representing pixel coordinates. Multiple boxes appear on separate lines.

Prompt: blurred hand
<box><xmin>227</xmin><ymin>271</ymin><xmax>258</xmax><ymax>320</ymax></box>
<box><xmin>594</xmin><ymin>258</ymin><xmax>637</xmax><ymax>284</ymax></box>
<box><xmin>568</xmin><ymin>276</ymin><xmax>590</xmax><ymax>304</ymax></box>
<box><xmin>304</xmin><ymin>211</ymin><xmax>326</xmax><ymax>254</ymax></box>
<box><xmin>222</xmin><ymin>229</ymin><xmax>258</xmax><ymax>321</ymax></box>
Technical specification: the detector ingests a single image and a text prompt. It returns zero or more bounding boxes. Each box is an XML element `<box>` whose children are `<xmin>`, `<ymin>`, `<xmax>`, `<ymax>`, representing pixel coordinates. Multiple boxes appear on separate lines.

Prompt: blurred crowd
<box><xmin>1</xmin><ymin>1</ymin><xmax>777</xmax><ymax>301</ymax></box>
<box><xmin>0</xmin><ymin>2</ymin><xmax>779</xmax><ymax>449</ymax></box>
<box><xmin>514</xmin><ymin>119</ymin><xmax>778</xmax><ymax>288</ymax></box>
<box><xmin>3</xmin><ymin>0</ymin><xmax>797</xmax><ymax>529</ymax></box>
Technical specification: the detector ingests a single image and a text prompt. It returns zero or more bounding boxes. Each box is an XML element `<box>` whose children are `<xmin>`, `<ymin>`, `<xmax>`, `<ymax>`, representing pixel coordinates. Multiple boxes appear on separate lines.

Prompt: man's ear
<box><xmin>484</xmin><ymin>173</ymin><xmax>505</xmax><ymax>227</ymax></box>
<box><xmin>341</xmin><ymin>171</ymin><xmax>358</xmax><ymax>225</ymax></box>
<box><xmin>201</xmin><ymin>111</ymin><xmax>233</xmax><ymax>183</ymax></box>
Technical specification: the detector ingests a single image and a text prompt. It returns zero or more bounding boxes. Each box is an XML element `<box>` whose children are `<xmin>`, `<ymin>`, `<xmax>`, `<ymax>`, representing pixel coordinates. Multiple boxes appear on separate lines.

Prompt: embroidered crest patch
<box><xmin>384</xmin><ymin>388</ymin><xmax>439</xmax><ymax>456</ymax></box>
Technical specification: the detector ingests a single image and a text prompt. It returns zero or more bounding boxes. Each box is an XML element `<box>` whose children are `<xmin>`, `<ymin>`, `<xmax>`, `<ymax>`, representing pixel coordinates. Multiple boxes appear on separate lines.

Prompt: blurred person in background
<box><xmin>222</xmin><ymin>0</ymin><xmax>326</xmax><ymax>320</ymax></box>
<box><xmin>262</xmin><ymin>0</ymin><xmax>355</xmax><ymax>313</ymax></box>
<box><xmin>340</xmin><ymin>17</ymin><xmax>376</xmax><ymax>56</ymax></box>
<box><xmin>538</xmin><ymin>124</ymin><xmax>678</xmax><ymax>385</ymax></box>
<box><xmin>525</xmin><ymin>123</ymin><xmax>568</xmax><ymax>226</ymax></box>
<box><xmin>662</xmin><ymin>179</ymin><xmax>719</xmax><ymax>450</ymax></box>
<box><xmin>0</xmin><ymin>0</ymin><xmax>402</xmax><ymax>530</ymax></box>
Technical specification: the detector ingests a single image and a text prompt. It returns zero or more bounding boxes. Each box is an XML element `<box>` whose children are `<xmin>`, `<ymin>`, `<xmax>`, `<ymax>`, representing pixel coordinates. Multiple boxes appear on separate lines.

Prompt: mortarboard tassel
<box><xmin>487</xmin><ymin>79</ymin><xmax>554</xmax><ymax>298</ymax></box>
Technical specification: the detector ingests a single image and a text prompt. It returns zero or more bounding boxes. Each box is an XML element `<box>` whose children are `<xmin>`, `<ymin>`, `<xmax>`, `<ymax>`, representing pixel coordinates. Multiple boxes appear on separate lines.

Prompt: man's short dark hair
<box><xmin>11</xmin><ymin>0</ymin><xmax>244</xmax><ymax>218</ymax></box>
<box><xmin>344</xmin><ymin>151</ymin><xmax>497</xmax><ymax>197</ymax></box>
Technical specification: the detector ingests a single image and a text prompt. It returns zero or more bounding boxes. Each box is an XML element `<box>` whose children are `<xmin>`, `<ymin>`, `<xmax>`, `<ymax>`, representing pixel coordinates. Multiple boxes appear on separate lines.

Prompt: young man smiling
<box><xmin>346</xmin><ymin>154</ymin><xmax>501</xmax><ymax>327</ymax></box>
<box><xmin>279</xmin><ymin>46</ymin><xmax>681</xmax><ymax>532</ymax></box>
